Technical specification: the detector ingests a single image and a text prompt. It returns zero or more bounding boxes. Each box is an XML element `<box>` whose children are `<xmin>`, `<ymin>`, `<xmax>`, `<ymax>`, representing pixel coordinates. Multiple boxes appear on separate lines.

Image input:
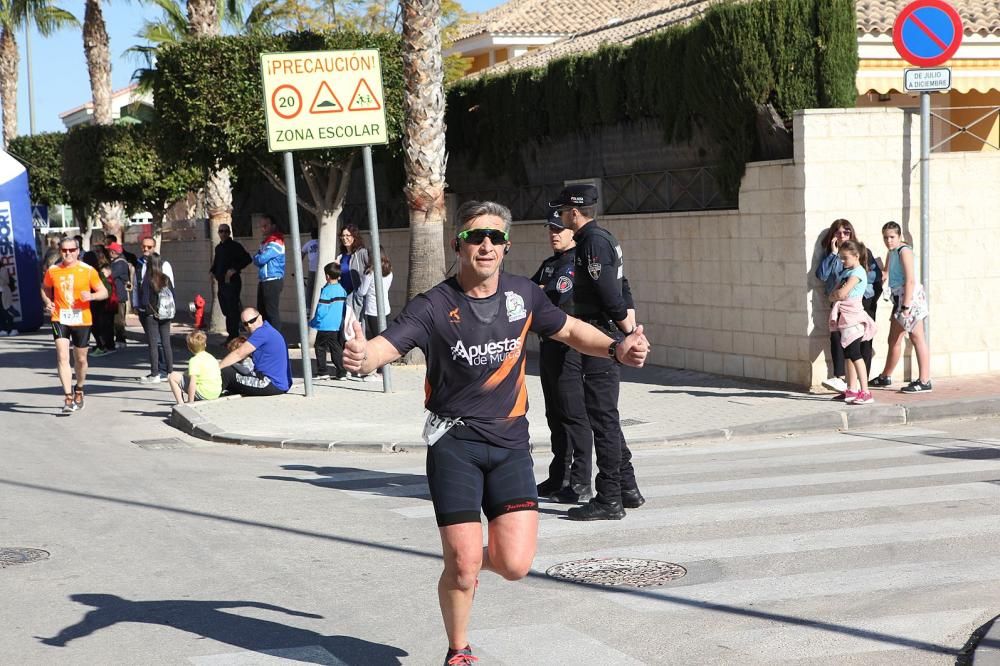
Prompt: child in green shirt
<box><xmin>168</xmin><ymin>330</ymin><xmax>222</xmax><ymax>404</ymax></box>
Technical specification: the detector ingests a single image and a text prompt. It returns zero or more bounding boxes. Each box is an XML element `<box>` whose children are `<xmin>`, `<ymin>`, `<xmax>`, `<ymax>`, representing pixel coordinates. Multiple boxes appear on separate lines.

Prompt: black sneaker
<box><xmin>901</xmin><ymin>380</ymin><xmax>932</xmax><ymax>393</ymax></box>
<box><xmin>551</xmin><ymin>484</ymin><xmax>593</xmax><ymax>504</ymax></box>
<box><xmin>621</xmin><ymin>488</ymin><xmax>645</xmax><ymax>509</ymax></box>
<box><xmin>444</xmin><ymin>645</ymin><xmax>477</xmax><ymax>665</ymax></box>
<box><xmin>869</xmin><ymin>375</ymin><xmax>892</xmax><ymax>388</ymax></box>
<box><xmin>567</xmin><ymin>498</ymin><xmax>625</xmax><ymax>521</ymax></box>
<box><xmin>535</xmin><ymin>479</ymin><xmax>563</xmax><ymax>497</ymax></box>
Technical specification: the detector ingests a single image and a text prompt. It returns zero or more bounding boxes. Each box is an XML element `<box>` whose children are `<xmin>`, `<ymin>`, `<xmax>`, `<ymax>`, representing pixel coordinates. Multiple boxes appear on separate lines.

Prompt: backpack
<box><xmin>155</xmin><ymin>286</ymin><xmax>176</xmax><ymax>320</ymax></box>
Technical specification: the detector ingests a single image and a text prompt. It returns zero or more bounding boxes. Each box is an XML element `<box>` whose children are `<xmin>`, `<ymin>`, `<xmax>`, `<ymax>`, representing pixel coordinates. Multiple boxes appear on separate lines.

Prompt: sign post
<box><xmin>893</xmin><ymin>0</ymin><xmax>963</xmax><ymax>346</ymax></box>
<box><xmin>260</xmin><ymin>49</ymin><xmax>392</xmax><ymax>394</ymax></box>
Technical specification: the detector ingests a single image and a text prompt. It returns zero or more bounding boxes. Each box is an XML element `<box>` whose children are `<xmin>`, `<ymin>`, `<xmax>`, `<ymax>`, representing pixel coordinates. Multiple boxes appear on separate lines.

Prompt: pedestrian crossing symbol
<box><xmin>348</xmin><ymin>79</ymin><xmax>382</xmax><ymax>111</ymax></box>
<box><xmin>310</xmin><ymin>81</ymin><xmax>343</xmax><ymax>114</ymax></box>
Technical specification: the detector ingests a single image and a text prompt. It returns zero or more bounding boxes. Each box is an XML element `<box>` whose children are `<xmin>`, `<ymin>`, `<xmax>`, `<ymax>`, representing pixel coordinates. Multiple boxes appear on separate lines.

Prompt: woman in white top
<box><xmin>356</xmin><ymin>246</ymin><xmax>392</xmax><ymax>340</ymax></box>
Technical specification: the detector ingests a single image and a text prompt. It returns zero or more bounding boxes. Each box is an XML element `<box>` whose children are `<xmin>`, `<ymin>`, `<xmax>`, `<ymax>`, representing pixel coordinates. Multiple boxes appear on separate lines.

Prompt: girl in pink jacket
<box><xmin>829</xmin><ymin>240</ymin><xmax>878</xmax><ymax>404</ymax></box>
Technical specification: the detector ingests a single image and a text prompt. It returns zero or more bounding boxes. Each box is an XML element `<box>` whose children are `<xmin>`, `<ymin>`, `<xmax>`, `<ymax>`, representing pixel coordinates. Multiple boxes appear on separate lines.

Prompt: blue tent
<box><xmin>0</xmin><ymin>150</ymin><xmax>43</xmax><ymax>332</ymax></box>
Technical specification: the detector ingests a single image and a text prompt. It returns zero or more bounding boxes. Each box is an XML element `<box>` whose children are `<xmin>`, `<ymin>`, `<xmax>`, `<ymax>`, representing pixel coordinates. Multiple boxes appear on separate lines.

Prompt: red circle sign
<box><xmin>893</xmin><ymin>0</ymin><xmax>963</xmax><ymax>67</ymax></box>
<box><xmin>271</xmin><ymin>84</ymin><xmax>303</xmax><ymax>120</ymax></box>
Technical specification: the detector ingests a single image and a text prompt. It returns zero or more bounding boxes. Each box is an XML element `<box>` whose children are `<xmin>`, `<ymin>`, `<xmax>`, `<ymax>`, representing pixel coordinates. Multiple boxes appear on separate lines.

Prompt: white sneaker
<box><xmin>139</xmin><ymin>374</ymin><xmax>163</xmax><ymax>384</ymax></box>
<box><xmin>821</xmin><ymin>376</ymin><xmax>847</xmax><ymax>393</ymax></box>
<box><xmin>7</xmin><ymin>330</ymin><xmax>17</xmax><ymax>336</ymax></box>
<box><xmin>0</xmin><ymin>331</ymin><xmax>7</xmax><ymax>337</ymax></box>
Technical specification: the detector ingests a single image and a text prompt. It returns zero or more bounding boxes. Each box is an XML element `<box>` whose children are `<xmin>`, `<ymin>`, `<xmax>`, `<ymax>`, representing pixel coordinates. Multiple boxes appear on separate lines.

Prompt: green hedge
<box><xmin>8</xmin><ymin>132</ymin><xmax>68</xmax><ymax>206</ymax></box>
<box><xmin>446</xmin><ymin>0</ymin><xmax>858</xmax><ymax>196</ymax></box>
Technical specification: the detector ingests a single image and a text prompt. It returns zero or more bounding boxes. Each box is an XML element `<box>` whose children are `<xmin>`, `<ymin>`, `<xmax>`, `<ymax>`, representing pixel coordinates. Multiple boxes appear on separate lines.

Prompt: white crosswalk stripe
<box><xmin>275</xmin><ymin>426</ymin><xmax>1000</xmax><ymax>663</ymax></box>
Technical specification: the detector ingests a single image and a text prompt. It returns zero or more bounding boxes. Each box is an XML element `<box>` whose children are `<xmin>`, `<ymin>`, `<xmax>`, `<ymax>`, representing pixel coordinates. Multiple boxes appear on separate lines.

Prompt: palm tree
<box><xmin>0</xmin><ymin>0</ymin><xmax>76</xmax><ymax>148</ymax></box>
<box><xmin>401</xmin><ymin>0</ymin><xmax>446</xmax><ymax>299</ymax></box>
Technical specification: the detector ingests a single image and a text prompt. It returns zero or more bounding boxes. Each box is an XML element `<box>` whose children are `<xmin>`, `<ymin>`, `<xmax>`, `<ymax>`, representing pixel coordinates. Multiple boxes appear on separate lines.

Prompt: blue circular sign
<box><xmin>893</xmin><ymin>0</ymin><xmax>964</xmax><ymax>67</ymax></box>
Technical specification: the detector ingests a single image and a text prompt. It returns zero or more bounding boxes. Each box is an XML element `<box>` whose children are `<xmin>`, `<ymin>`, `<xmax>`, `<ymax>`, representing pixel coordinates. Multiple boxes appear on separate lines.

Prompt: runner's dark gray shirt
<box><xmin>381</xmin><ymin>273</ymin><xmax>567</xmax><ymax>449</ymax></box>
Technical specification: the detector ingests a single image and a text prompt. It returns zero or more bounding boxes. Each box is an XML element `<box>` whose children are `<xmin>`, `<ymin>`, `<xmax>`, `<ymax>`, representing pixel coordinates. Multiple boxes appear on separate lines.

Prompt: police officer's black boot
<box><xmin>551</xmin><ymin>483</ymin><xmax>592</xmax><ymax>504</ymax></box>
<box><xmin>567</xmin><ymin>497</ymin><xmax>625</xmax><ymax>521</ymax></box>
<box><xmin>621</xmin><ymin>487</ymin><xmax>645</xmax><ymax>509</ymax></box>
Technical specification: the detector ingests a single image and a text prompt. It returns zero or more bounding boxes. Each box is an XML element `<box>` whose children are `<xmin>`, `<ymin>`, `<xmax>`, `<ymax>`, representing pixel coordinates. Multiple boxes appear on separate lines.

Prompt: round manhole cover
<box><xmin>545</xmin><ymin>557</ymin><xmax>686</xmax><ymax>587</ymax></box>
<box><xmin>0</xmin><ymin>548</ymin><xmax>50</xmax><ymax>568</ymax></box>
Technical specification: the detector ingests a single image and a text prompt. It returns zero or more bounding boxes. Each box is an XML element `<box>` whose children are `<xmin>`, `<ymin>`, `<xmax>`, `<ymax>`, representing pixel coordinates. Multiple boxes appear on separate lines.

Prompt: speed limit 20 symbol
<box><xmin>271</xmin><ymin>84</ymin><xmax>303</xmax><ymax>120</ymax></box>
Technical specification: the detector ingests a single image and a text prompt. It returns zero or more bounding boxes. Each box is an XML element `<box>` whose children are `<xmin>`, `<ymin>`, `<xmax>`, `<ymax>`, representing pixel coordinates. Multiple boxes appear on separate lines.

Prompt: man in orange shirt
<box><xmin>41</xmin><ymin>237</ymin><xmax>108</xmax><ymax>413</ymax></box>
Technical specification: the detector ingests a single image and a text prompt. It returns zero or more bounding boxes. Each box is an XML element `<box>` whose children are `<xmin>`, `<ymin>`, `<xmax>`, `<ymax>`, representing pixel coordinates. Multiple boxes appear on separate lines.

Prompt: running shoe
<box><xmin>7</xmin><ymin>330</ymin><xmax>17</xmax><ymax>337</ymax></box>
<box><xmin>852</xmin><ymin>391</ymin><xmax>874</xmax><ymax>405</ymax></box>
<box><xmin>62</xmin><ymin>395</ymin><xmax>78</xmax><ymax>413</ymax></box>
<box><xmin>869</xmin><ymin>375</ymin><xmax>892</xmax><ymax>388</ymax></box>
<box><xmin>90</xmin><ymin>348</ymin><xmax>107</xmax><ymax>357</ymax></box>
<box><xmin>821</xmin><ymin>376</ymin><xmax>847</xmax><ymax>393</ymax></box>
<box><xmin>843</xmin><ymin>389</ymin><xmax>861</xmax><ymax>404</ymax></box>
<box><xmin>314</xmin><ymin>374</ymin><xmax>331</xmax><ymax>381</ymax></box>
<box><xmin>444</xmin><ymin>646</ymin><xmax>478</xmax><ymax>665</ymax></box>
<box><xmin>103</xmin><ymin>347</ymin><xmax>118</xmax><ymax>355</ymax></box>
<box><xmin>0</xmin><ymin>331</ymin><xmax>7</xmax><ymax>337</ymax></box>
<box><xmin>901</xmin><ymin>380</ymin><xmax>933</xmax><ymax>393</ymax></box>
<box><xmin>139</xmin><ymin>374</ymin><xmax>163</xmax><ymax>384</ymax></box>
<box><xmin>73</xmin><ymin>388</ymin><xmax>85</xmax><ymax>411</ymax></box>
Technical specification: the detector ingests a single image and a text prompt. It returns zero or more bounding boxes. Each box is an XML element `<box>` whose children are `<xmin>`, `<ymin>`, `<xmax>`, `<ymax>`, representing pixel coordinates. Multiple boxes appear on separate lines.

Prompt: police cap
<box><xmin>548</xmin><ymin>184</ymin><xmax>598</xmax><ymax>209</ymax></box>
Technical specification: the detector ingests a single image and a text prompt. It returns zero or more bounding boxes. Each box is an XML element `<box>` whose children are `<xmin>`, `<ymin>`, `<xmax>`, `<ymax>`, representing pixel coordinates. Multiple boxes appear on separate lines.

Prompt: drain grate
<box><xmin>546</xmin><ymin>557</ymin><xmax>686</xmax><ymax>587</ymax></box>
<box><xmin>620</xmin><ymin>418</ymin><xmax>649</xmax><ymax>428</ymax></box>
<box><xmin>0</xmin><ymin>548</ymin><xmax>50</xmax><ymax>568</ymax></box>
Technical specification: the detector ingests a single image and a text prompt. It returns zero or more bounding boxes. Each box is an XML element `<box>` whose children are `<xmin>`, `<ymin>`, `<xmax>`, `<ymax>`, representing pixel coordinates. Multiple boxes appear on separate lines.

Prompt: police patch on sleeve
<box><xmin>588</xmin><ymin>260</ymin><xmax>602</xmax><ymax>280</ymax></box>
<box><xmin>555</xmin><ymin>275</ymin><xmax>572</xmax><ymax>293</ymax></box>
<box><xmin>505</xmin><ymin>291</ymin><xmax>527</xmax><ymax>322</ymax></box>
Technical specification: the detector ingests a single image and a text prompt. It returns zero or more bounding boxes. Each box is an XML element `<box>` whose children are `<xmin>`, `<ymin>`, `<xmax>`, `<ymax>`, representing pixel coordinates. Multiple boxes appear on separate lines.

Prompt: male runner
<box><xmin>343</xmin><ymin>200</ymin><xmax>649</xmax><ymax>665</ymax></box>
<box><xmin>41</xmin><ymin>237</ymin><xmax>108</xmax><ymax>413</ymax></box>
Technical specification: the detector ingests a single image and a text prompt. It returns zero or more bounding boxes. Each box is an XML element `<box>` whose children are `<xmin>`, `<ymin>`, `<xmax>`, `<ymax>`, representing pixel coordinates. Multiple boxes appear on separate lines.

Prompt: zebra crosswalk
<box><xmin>238</xmin><ymin>425</ymin><xmax>1000</xmax><ymax>664</ymax></box>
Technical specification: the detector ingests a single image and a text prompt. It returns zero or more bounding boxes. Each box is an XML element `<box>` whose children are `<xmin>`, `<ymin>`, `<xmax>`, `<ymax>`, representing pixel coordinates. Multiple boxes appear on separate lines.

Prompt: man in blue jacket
<box><xmin>253</xmin><ymin>214</ymin><xmax>285</xmax><ymax>337</ymax></box>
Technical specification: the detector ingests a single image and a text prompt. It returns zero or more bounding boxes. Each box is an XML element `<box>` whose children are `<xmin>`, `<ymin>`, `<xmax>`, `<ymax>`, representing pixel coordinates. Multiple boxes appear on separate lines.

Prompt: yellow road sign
<box><xmin>260</xmin><ymin>49</ymin><xmax>388</xmax><ymax>152</ymax></box>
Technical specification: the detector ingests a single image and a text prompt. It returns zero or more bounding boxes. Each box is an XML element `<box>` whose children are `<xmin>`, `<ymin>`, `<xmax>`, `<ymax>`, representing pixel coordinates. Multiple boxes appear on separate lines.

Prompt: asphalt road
<box><xmin>2</xmin><ymin>334</ymin><xmax>999</xmax><ymax>664</ymax></box>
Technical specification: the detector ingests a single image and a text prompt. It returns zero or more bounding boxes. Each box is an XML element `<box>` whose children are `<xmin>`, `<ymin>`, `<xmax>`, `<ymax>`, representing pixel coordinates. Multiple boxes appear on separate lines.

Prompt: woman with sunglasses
<box><xmin>815</xmin><ymin>219</ymin><xmax>882</xmax><ymax>395</ymax></box>
<box><xmin>342</xmin><ymin>200</ymin><xmax>649</xmax><ymax>666</ymax></box>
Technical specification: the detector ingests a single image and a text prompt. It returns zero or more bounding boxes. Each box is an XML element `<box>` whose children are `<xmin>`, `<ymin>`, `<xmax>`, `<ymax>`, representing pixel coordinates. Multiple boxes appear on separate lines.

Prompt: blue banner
<box><xmin>0</xmin><ymin>150</ymin><xmax>43</xmax><ymax>332</ymax></box>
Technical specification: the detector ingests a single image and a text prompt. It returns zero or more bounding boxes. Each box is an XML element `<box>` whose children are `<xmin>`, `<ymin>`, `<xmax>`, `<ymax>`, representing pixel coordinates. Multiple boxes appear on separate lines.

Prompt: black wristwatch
<box><xmin>608</xmin><ymin>339</ymin><xmax>621</xmax><ymax>363</ymax></box>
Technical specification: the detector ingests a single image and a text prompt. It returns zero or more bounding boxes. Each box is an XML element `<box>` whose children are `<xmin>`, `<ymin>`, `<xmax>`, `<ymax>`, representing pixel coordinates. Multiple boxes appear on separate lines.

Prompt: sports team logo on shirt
<box><xmin>505</xmin><ymin>291</ymin><xmax>526</xmax><ymax>322</ymax></box>
<box><xmin>555</xmin><ymin>276</ymin><xmax>572</xmax><ymax>293</ymax></box>
<box><xmin>450</xmin><ymin>337</ymin><xmax>521</xmax><ymax>366</ymax></box>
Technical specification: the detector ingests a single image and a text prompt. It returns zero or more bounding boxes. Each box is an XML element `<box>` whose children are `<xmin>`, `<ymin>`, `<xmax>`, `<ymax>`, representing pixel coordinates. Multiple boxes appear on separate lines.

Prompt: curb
<box><xmin>957</xmin><ymin>613</ymin><xmax>1000</xmax><ymax>665</ymax></box>
<box><xmin>170</xmin><ymin>395</ymin><xmax>1000</xmax><ymax>452</ymax></box>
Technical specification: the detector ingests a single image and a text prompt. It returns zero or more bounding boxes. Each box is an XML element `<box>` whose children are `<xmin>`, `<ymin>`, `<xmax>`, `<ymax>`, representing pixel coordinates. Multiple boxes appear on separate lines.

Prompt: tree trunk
<box><xmin>205</xmin><ymin>166</ymin><xmax>233</xmax><ymax>333</ymax></box>
<box><xmin>0</xmin><ymin>28</ymin><xmax>19</xmax><ymax>149</ymax></box>
<box><xmin>402</xmin><ymin>0</ymin><xmax>447</xmax><ymax>301</ymax></box>
<box><xmin>186</xmin><ymin>0</ymin><xmax>219</xmax><ymax>37</ymax></box>
<box><xmin>83</xmin><ymin>0</ymin><xmax>113</xmax><ymax>125</ymax></box>
<box><xmin>98</xmin><ymin>201</ymin><xmax>123</xmax><ymax>240</ymax></box>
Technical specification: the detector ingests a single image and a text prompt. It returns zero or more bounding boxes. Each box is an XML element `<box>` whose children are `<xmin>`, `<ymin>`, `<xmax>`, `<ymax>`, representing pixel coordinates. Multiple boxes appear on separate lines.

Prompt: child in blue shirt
<box><xmin>309</xmin><ymin>261</ymin><xmax>348</xmax><ymax>380</ymax></box>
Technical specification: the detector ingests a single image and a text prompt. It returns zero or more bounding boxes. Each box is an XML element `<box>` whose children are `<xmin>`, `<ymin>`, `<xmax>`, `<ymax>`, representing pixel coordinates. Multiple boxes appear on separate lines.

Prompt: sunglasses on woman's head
<box><xmin>457</xmin><ymin>229</ymin><xmax>509</xmax><ymax>246</ymax></box>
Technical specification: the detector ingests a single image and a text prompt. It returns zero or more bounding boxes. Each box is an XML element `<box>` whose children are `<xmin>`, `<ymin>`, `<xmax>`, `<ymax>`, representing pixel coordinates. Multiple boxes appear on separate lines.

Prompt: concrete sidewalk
<box><xmin>158</xmin><ymin>319</ymin><xmax>1000</xmax><ymax>451</ymax></box>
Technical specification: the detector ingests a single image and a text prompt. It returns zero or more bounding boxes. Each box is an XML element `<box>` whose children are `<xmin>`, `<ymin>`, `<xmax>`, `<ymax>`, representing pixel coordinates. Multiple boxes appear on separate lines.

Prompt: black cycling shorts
<box><xmin>51</xmin><ymin>322</ymin><xmax>91</xmax><ymax>348</ymax></box>
<box><xmin>426</xmin><ymin>431</ymin><xmax>538</xmax><ymax>527</ymax></box>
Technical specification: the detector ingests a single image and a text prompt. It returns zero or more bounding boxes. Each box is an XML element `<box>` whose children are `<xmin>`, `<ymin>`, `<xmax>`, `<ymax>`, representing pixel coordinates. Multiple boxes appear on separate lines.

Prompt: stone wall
<box><xmin>160</xmin><ymin>107</ymin><xmax>1000</xmax><ymax>388</ymax></box>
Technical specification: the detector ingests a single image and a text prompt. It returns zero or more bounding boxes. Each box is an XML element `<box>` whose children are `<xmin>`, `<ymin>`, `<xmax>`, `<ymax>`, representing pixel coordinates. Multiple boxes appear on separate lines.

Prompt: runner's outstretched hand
<box><xmin>616</xmin><ymin>324</ymin><xmax>650</xmax><ymax>368</ymax></box>
<box><xmin>343</xmin><ymin>321</ymin><xmax>367</xmax><ymax>373</ymax></box>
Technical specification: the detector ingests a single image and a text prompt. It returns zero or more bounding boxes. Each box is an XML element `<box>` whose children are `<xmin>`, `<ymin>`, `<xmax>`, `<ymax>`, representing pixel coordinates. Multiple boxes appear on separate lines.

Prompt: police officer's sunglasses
<box><xmin>457</xmin><ymin>229</ymin><xmax>508</xmax><ymax>246</ymax></box>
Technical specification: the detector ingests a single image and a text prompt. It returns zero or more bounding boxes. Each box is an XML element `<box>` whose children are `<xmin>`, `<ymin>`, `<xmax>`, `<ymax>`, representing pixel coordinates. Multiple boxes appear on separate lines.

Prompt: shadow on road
<box><xmin>1</xmin><ymin>477</ymin><xmax>960</xmax><ymax>659</ymax></box>
<box><xmin>35</xmin><ymin>593</ymin><xmax>406</xmax><ymax>665</ymax></box>
<box><xmin>260</xmin><ymin>465</ymin><xmax>431</xmax><ymax>500</ymax></box>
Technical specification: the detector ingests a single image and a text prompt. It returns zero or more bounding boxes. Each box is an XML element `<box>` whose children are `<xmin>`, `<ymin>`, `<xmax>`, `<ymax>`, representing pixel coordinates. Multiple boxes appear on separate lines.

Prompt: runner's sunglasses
<box><xmin>457</xmin><ymin>229</ymin><xmax>509</xmax><ymax>246</ymax></box>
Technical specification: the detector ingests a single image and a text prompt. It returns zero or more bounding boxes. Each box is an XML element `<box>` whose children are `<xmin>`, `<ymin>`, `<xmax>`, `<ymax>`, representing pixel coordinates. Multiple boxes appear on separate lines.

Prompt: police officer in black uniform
<box><xmin>551</xmin><ymin>184</ymin><xmax>645</xmax><ymax>521</ymax></box>
<box><xmin>531</xmin><ymin>208</ymin><xmax>593</xmax><ymax>503</ymax></box>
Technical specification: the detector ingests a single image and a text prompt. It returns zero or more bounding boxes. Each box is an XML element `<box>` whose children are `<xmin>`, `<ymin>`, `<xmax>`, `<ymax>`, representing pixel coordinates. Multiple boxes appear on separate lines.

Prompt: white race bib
<box><xmin>422</xmin><ymin>412</ymin><xmax>463</xmax><ymax>447</ymax></box>
<box><xmin>59</xmin><ymin>309</ymin><xmax>85</xmax><ymax>326</ymax></box>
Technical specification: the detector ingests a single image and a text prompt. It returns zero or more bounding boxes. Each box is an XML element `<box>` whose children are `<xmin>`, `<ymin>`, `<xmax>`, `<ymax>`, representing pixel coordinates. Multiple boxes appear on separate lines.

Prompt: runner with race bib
<box><xmin>41</xmin><ymin>237</ymin><xmax>107</xmax><ymax>413</ymax></box>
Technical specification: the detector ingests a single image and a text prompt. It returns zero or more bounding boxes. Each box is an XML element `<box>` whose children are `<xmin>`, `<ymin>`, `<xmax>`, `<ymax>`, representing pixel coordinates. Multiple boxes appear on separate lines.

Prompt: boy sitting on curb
<box><xmin>168</xmin><ymin>330</ymin><xmax>222</xmax><ymax>404</ymax></box>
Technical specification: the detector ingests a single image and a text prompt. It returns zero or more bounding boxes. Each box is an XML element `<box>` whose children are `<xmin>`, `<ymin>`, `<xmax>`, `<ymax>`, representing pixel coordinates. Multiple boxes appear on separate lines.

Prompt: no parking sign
<box><xmin>893</xmin><ymin>0</ymin><xmax>963</xmax><ymax>67</ymax></box>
